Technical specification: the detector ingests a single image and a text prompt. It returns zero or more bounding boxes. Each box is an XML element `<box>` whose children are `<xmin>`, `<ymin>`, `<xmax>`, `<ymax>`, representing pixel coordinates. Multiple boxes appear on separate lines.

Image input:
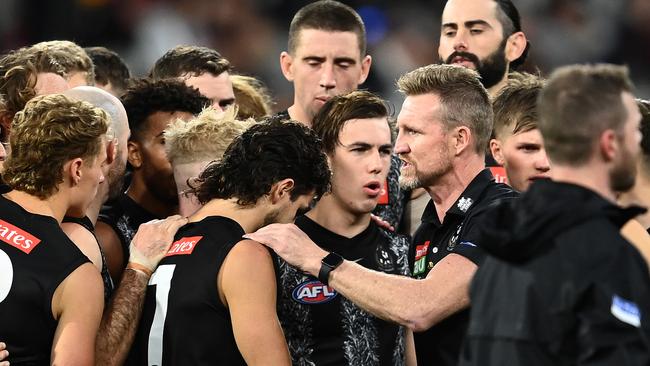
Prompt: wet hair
<box><xmin>121</xmin><ymin>78</ymin><xmax>210</xmax><ymax>141</ymax></box>
<box><xmin>312</xmin><ymin>90</ymin><xmax>390</xmax><ymax>154</ymax></box>
<box><xmin>149</xmin><ymin>45</ymin><xmax>232</xmax><ymax>80</ymax></box>
<box><xmin>288</xmin><ymin>0</ymin><xmax>367</xmax><ymax>56</ymax></box>
<box><xmin>538</xmin><ymin>64</ymin><xmax>633</xmax><ymax>166</ymax></box>
<box><xmin>397</xmin><ymin>64</ymin><xmax>493</xmax><ymax>155</ymax></box>
<box><xmin>3</xmin><ymin>94</ymin><xmax>108</xmax><ymax>198</ymax></box>
<box><xmin>84</xmin><ymin>46</ymin><xmax>131</xmax><ymax>95</ymax></box>
<box><xmin>192</xmin><ymin>120</ymin><xmax>331</xmax><ymax>206</ymax></box>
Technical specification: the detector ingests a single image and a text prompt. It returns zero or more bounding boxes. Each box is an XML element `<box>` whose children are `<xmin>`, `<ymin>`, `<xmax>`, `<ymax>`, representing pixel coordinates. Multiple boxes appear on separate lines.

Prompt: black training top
<box><xmin>460</xmin><ymin>180</ymin><xmax>650</xmax><ymax>366</ymax></box>
<box><xmin>62</xmin><ymin>215</ymin><xmax>115</xmax><ymax>303</ymax></box>
<box><xmin>277</xmin><ymin>215</ymin><xmax>411</xmax><ymax>366</ymax></box>
<box><xmin>409</xmin><ymin>169</ymin><xmax>518</xmax><ymax>366</ymax></box>
<box><xmin>127</xmin><ymin>216</ymin><xmax>256</xmax><ymax>366</ymax></box>
<box><xmin>0</xmin><ymin>195</ymin><xmax>89</xmax><ymax>365</ymax></box>
<box><xmin>98</xmin><ymin>194</ymin><xmax>160</xmax><ymax>271</ymax></box>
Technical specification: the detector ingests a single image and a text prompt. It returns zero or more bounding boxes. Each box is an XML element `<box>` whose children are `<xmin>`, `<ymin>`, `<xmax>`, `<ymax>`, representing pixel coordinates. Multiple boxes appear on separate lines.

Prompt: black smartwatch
<box><xmin>318</xmin><ymin>252</ymin><xmax>344</xmax><ymax>285</ymax></box>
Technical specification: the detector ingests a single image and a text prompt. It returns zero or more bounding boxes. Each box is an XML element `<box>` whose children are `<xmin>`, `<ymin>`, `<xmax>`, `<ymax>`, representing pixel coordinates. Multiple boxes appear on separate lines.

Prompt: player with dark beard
<box><xmin>439</xmin><ymin>0</ymin><xmax>529</xmax><ymax>96</ymax></box>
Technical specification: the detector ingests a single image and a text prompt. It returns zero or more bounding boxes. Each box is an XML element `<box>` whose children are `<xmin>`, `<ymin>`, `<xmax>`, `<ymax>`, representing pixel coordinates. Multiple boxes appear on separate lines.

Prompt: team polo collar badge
<box><xmin>457</xmin><ymin>197</ymin><xmax>473</xmax><ymax>213</ymax></box>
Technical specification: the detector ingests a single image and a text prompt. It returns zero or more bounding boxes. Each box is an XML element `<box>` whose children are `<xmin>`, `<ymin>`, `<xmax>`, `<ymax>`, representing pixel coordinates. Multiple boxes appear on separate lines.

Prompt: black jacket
<box><xmin>460</xmin><ymin>179</ymin><xmax>650</xmax><ymax>366</ymax></box>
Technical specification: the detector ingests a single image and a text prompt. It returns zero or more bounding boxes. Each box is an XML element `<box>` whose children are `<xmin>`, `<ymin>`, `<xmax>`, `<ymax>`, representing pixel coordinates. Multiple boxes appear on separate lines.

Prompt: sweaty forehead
<box><xmin>442</xmin><ymin>0</ymin><xmax>501</xmax><ymax>27</ymax></box>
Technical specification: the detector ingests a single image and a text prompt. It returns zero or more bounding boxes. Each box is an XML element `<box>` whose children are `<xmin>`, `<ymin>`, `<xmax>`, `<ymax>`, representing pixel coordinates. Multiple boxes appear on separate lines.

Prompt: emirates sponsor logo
<box><xmin>165</xmin><ymin>236</ymin><xmax>202</xmax><ymax>257</ymax></box>
<box><xmin>0</xmin><ymin>219</ymin><xmax>41</xmax><ymax>254</ymax></box>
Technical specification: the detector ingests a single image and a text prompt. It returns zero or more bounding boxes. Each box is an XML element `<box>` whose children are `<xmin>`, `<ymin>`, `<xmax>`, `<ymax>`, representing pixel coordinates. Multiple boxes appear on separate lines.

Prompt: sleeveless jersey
<box><xmin>277</xmin><ymin>215</ymin><xmax>411</xmax><ymax>366</ymax></box>
<box><xmin>62</xmin><ymin>215</ymin><xmax>115</xmax><ymax>302</ymax></box>
<box><xmin>98</xmin><ymin>194</ymin><xmax>159</xmax><ymax>270</ymax></box>
<box><xmin>127</xmin><ymin>216</ymin><xmax>250</xmax><ymax>366</ymax></box>
<box><xmin>0</xmin><ymin>195</ymin><xmax>89</xmax><ymax>365</ymax></box>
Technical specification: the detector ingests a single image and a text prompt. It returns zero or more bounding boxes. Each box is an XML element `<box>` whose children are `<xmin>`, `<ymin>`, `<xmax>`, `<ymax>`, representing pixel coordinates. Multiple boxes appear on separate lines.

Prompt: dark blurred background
<box><xmin>2</xmin><ymin>0</ymin><xmax>649</xmax><ymax>110</ymax></box>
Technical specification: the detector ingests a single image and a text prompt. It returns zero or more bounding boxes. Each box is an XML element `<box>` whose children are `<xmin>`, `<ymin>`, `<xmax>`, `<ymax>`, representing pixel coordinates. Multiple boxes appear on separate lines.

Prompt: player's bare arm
<box><xmin>95</xmin><ymin>215</ymin><xmax>187</xmax><ymax>366</ymax></box>
<box><xmin>219</xmin><ymin>239</ymin><xmax>291</xmax><ymax>366</ymax></box>
<box><xmin>246</xmin><ymin>223</ymin><xmax>476</xmax><ymax>331</ymax></box>
<box><xmin>51</xmin><ymin>263</ymin><xmax>104</xmax><ymax>365</ymax></box>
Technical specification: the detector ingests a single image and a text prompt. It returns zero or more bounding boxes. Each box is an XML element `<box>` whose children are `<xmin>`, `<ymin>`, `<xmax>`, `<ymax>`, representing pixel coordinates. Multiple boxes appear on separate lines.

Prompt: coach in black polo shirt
<box><xmin>246</xmin><ymin>63</ymin><xmax>518</xmax><ymax>366</ymax></box>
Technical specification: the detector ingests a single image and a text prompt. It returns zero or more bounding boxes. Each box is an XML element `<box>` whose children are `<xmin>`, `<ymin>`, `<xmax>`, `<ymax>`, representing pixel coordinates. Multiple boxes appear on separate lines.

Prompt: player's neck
<box><xmin>287</xmin><ymin>104</ymin><xmax>312</xmax><ymax>128</ymax></box>
<box><xmin>4</xmin><ymin>190</ymin><xmax>65</xmax><ymax>223</ymax></box>
<box><xmin>619</xmin><ymin>172</ymin><xmax>650</xmax><ymax>229</ymax></box>
<box><xmin>307</xmin><ymin>195</ymin><xmax>371</xmax><ymax>238</ymax></box>
<box><xmin>552</xmin><ymin>164</ymin><xmax>616</xmax><ymax>202</ymax></box>
<box><xmin>126</xmin><ymin>175</ymin><xmax>178</xmax><ymax>218</ymax></box>
<box><xmin>190</xmin><ymin>198</ymin><xmax>269</xmax><ymax>233</ymax></box>
<box><xmin>487</xmin><ymin>76</ymin><xmax>508</xmax><ymax>98</ymax></box>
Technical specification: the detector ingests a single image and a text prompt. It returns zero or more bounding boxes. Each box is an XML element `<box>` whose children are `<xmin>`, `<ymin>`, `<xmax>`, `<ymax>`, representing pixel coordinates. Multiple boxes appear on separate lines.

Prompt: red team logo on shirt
<box><xmin>489</xmin><ymin>166</ymin><xmax>509</xmax><ymax>185</ymax></box>
<box><xmin>0</xmin><ymin>219</ymin><xmax>41</xmax><ymax>254</ymax></box>
<box><xmin>413</xmin><ymin>240</ymin><xmax>430</xmax><ymax>276</ymax></box>
<box><xmin>165</xmin><ymin>236</ymin><xmax>203</xmax><ymax>257</ymax></box>
<box><xmin>377</xmin><ymin>179</ymin><xmax>389</xmax><ymax>205</ymax></box>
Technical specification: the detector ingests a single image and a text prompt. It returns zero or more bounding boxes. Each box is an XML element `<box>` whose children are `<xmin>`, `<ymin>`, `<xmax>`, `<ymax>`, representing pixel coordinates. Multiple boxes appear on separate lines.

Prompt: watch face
<box><xmin>323</xmin><ymin>252</ymin><xmax>344</xmax><ymax>267</ymax></box>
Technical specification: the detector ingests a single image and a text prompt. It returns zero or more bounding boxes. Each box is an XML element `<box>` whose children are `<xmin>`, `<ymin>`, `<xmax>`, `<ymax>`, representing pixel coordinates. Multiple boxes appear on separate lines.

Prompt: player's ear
<box><xmin>280</xmin><ymin>52</ymin><xmax>295</xmax><ymax>82</ymax></box>
<box><xmin>269</xmin><ymin>178</ymin><xmax>295</xmax><ymax>204</ymax></box>
<box><xmin>127</xmin><ymin>140</ymin><xmax>142</xmax><ymax>169</ymax></box>
<box><xmin>490</xmin><ymin>138</ymin><xmax>505</xmax><ymax>166</ymax></box>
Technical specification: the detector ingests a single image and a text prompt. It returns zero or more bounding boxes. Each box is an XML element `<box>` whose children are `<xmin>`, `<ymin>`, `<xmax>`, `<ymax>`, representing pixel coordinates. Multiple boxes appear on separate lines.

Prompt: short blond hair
<box><xmin>164</xmin><ymin>107</ymin><xmax>255</xmax><ymax>165</ymax></box>
<box><xmin>397</xmin><ymin>64</ymin><xmax>492</xmax><ymax>154</ymax></box>
<box><xmin>3</xmin><ymin>94</ymin><xmax>109</xmax><ymax>198</ymax></box>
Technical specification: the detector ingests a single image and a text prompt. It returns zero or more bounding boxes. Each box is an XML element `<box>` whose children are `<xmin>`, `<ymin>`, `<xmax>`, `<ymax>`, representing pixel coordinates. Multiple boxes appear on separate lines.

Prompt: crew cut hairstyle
<box><xmin>192</xmin><ymin>120</ymin><xmax>331</xmax><ymax>206</ymax></box>
<box><xmin>3</xmin><ymin>94</ymin><xmax>108</xmax><ymax>199</ymax></box>
<box><xmin>312</xmin><ymin>90</ymin><xmax>390</xmax><ymax>154</ymax></box>
<box><xmin>85</xmin><ymin>46</ymin><xmax>132</xmax><ymax>95</ymax></box>
<box><xmin>121</xmin><ymin>78</ymin><xmax>210</xmax><ymax>141</ymax></box>
<box><xmin>164</xmin><ymin>107</ymin><xmax>256</xmax><ymax>165</ymax></box>
<box><xmin>494</xmin><ymin>0</ymin><xmax>529</xmax><ymax>69</ymax></box>
<box><xmin>288</xmin><ymin>0</ymin><xmax>367</xmax><ymax>56</ymax></box>
<box><xmin>492</xmin><ymin>73</ymin><xmax>545</xmax><ymax>139</ymax></box>
<box><xmin>538</xmin><ymin>64</ymin><xmax>634</xmax><ymax>166</ymax></box>
<box><xmin>397</xmin><ymin>64</ymin><xmax>493</xmax><ymax>154</ymax></box>
<box><xmin>149</xmin><ymin>45</ymin><xmax>232</xmax><ymax>80</ymax></box>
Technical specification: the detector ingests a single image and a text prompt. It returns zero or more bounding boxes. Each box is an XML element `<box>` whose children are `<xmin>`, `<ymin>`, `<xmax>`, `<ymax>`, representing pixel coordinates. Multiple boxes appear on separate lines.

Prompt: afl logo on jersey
<box><xmin>292</xmin><ymin>280</ymin><xmax>338</xmax><ymax>304</ymax></box>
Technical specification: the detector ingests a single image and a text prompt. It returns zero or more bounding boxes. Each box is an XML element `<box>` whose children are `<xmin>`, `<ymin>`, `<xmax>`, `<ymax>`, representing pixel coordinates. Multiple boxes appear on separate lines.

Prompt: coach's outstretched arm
<box><xmin>245</xmin><ymin>223</ymin><xmax>477</xmax><ymax>332</ymax></box>
<box><xmin>95</xmin><ymin>215</ymin><xmax>187</xmax><ymax>366</ymax></box>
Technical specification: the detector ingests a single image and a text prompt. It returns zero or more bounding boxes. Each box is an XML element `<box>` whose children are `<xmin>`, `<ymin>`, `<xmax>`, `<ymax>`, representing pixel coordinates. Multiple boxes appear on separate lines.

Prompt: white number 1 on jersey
<box><xmin>147</xmin><ymin>264</ymin><xmax>176</xmax><ymax>366</ymax></box>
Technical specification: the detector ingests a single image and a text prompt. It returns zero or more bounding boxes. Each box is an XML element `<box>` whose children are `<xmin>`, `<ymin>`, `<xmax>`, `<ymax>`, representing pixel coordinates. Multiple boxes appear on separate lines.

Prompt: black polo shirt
<box><xmin>409</xmin><ymin>168</ymin><xmax>518</xmax><ymax>366</ymax></box>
